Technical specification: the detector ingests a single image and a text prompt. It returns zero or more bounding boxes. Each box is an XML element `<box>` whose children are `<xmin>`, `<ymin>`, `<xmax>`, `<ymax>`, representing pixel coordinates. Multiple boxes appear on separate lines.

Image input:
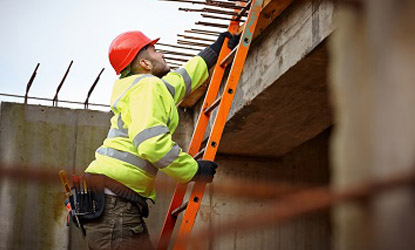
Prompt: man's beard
<box><xmin>152</xmin><ymin>64</ymin><xmax>171</xmax><ymax>78</ymax></box>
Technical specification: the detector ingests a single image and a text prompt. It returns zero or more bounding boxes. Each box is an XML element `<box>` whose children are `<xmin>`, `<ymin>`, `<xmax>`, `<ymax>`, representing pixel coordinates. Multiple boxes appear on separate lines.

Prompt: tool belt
<box><xmin>92</xmin><ymin>174</ymin><xmax>151</xmax><ymax>218</ymax></box>
<box><xmin>64</xmin><ymin>174</ymin><xmax>105</xmax><ymax>237</ymax></box>
<box><xmin>62</xmin><ymin>173</ymin><xmax>150</xmax><ymax>237</ymax></box>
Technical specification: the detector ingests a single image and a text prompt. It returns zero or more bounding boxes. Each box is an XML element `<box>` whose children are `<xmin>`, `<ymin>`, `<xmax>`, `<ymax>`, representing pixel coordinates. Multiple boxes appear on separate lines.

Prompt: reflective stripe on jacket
<box><xmin>85</xmin><ymin>56</ymin><xmax>209</xmax><ymax>201</ymax></box>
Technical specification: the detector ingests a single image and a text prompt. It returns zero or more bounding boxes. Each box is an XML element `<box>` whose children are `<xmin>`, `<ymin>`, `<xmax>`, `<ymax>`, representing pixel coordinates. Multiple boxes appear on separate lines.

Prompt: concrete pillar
<box><xmin>330</xmin><ymin>1</ymin><xmax>415</xmax><ymax>249</ymax></box>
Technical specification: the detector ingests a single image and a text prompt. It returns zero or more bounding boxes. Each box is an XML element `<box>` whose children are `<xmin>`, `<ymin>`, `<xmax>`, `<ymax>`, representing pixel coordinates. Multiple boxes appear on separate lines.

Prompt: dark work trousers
<box><xmin>83</xmin><ymin>194</ymin><xmax>154</xmax><ymax>250</ymax></box>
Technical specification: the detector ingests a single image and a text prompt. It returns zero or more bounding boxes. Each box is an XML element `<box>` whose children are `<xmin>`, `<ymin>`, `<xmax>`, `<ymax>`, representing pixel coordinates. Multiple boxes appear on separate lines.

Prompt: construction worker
<box><xmin>82</xmin><ymin>30</ymin><xmax>239</xmax><ymax>250</ymax></box>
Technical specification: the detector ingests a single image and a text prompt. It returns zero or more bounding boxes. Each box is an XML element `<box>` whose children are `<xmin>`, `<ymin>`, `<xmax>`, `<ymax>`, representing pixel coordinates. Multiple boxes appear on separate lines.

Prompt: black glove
<box><xmin>227</xmin><ymin>33</ymin><xmax>241</xmax><ymax>50</ymax></box>
<box><xmin>210</xmin><ymin>32</ymin><xmax>241</xmax><ymax>54</ymax></box>
<box><xmin>198</xmin><ymin>32</ymin><xmax>241</xmax><ymax>69</ymax></box>
<box><xmin>191</xmin><ymin>160</ymin><xmax>218</xmax><ymax>183</ymax></box>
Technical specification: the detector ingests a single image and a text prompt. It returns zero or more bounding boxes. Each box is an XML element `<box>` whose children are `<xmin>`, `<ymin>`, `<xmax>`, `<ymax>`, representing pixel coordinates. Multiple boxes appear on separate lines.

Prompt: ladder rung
<box><xmin>235</xmin><ymin>0</ymin><xmax>252</xmax><ymax>20</ymax></box>
<box><xmin>158</xmin><ymin>1</ymin><xmax>263</xmax><ymax>247</ymax></box>
<box><xmin>204</xmin><ymin>96</ymin><xmax>222</xmax><ymax>115</ymax></box>
<box><xmin>194</xmin><ymin>147</ymin><xmax>205</xmax><ymax>160</ymax></box>
<box><xmin>220</xmin><ymin>46</ymin><xmax>238</xmax><ymax>68</ymax></box>
<box><xmin>171</xmin><ymin>201</ymin><xmax>189</xmax><ymax>217</ymax></box>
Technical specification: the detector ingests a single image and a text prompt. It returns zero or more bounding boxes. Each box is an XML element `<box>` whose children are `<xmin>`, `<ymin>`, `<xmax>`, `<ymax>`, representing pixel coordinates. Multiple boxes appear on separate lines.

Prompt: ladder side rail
<box><xmin>157</xmin><ymin>16</ymin><xmax>242</xmax><ymax>250</ymax></box>
<box><xmin>187</xmin><ymin>21</ymin><xmax>241</xmax><ymax>157</ymax></box>
<box><xmin>173</xmin><ymin>1</ymin><xmax>264</xmax><ymax>249</ymax></box>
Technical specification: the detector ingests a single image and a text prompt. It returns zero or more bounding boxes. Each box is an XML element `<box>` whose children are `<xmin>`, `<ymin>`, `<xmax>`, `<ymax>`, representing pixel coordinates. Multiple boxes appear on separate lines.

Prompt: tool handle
<box><xmin>59</xmin><ymin>170</ymin><xmax>73</xmax><ymax>197</ymax></box>
<box><xmin>82</xmin><ymin>178</ymin><xmax>88</xmax><ymax>194</ymax></box>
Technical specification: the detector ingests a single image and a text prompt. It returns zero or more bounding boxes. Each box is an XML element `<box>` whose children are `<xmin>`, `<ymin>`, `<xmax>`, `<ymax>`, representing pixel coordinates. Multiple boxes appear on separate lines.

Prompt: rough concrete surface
<box><xmin>195</xmin><ymin>0</ymin><xmax>336</xmax><ymax>158</ymax></box>
<box><xmin>194</xmin><ymin>128</ymin><xmax>331</xmax><ymax>249</ymax></box>
<box><xmin>0</xmin><ymin>0</ymin><xmax>339</xmax><ymax>249</ymax></box>
<box><xmin>0</xmin><ymin>103</ymin><xmax>111</xmax><ymax>250</ymax></box>
<box><xmin>0</xmin><ymin>102</ymin><xmax>195</xmax><ymax>249</ymax></box>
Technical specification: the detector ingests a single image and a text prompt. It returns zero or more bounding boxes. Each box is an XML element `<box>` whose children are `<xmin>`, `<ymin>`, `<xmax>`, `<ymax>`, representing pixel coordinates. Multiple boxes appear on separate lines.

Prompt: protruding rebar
<box><xmin>25</xmin><ymin>63</ymin><xmax>40</xmax><ymax>104</ymax></box>
<box><xmin>184</xmin><ymin>30</ymin><xmax>218</xmax><ymax>37</ymax></box>
<box><xmin>164</xmin><ymin>56</ymin><xmax>189</xmax><ymax>62</ymax></box>
<box><xmin>201</xmin><ymin>13</ymin><xmax>245</xmax><ymax>21</ymax></box>
<box><xmin>159</xmin><ymin>0</ymin><xmax>244</xmax><ymax>9</ymax></box>
<box><xmin>179</xmin><ymin>7</ymin><xmax>248</xmax><ymax>17</ymax></box>
<box><xmin>157</xmin><ymin>42</ymin><xmax>202</xmax><ymax>51</ymax></box>
<box><xmin>53</xmin><ymin>60</ymin><xmax>73</xmax><ymax>107</ymax></box>
<box><xmin>0</xmin><ymin>93</ymin><xmax>109</xmax><ymax>108</ymax></box>
<box><xmin>177</xmin><ymin>40</ymin><xmax>211</xmax><ymax>47</ymax></box>
<box><xmin>166</xmin><ymin>61</ymin><xmax>183</xmax><ymax>67</ymax></box>
<box><xmin>157</xmin><ymin>49</ymin><xmax>196</xmax><ymax>57</ymax></box>
<box><xmin>177</xmin><ymin>34</ymin><xmax>216</xmax><ymax>43</ymax></box>
<box><xmin>185</xmin><ymin>29</ymin><xmax>221</xmax><ymax>37</ymax></box>
<box><xmin>84</xmin><ymin>68</ymin><xmax>105</xmax><ymax>109</ymax></box>
<box><xmin>195</xmin><ymin>21</ymin><xmax>229</xmax><ymax>29</ymax></box>
<box><xmin>191</xmin><ymin>28</ymin><xmax>221</xmax><ymax>34</ymax></box>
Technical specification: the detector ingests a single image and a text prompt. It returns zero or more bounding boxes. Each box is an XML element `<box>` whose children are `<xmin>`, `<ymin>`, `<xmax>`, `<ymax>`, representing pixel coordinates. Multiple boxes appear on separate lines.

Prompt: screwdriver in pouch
<box><xmin>59</xmin><ymin>170</ymin><xmax>83</xmax><ymax>229</ymax></box>
<box><xmin>82</xmin><ymin>177</ymin><xmax>89</xmax><ymax>211</ymax></box>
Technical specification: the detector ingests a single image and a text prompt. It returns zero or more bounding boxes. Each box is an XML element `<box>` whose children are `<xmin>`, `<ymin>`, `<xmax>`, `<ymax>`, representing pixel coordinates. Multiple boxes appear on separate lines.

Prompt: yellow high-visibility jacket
<box><xmin>85</xmin><ymin>56</ymin><xmax>209</xmax><ymax>201</ymax></box>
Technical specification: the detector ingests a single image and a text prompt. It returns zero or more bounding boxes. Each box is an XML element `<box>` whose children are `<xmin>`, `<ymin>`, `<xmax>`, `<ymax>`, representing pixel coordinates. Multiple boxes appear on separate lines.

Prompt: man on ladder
<box><xmin>82</xmin><ymin>30</ymin><xmax>239</xmax><ymax>249</ymax></box>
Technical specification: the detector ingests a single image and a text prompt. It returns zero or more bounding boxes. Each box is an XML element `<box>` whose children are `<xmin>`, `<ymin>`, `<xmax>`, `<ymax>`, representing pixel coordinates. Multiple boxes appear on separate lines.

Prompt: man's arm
<box><xmin>161</xmin><ymin>56</ymin><xmax>209</xmax><ymax>104</ymax></box>
<box><xmin>127</xmin><ymin>79</ymin><xmax>198</xmax><ymax>183</ymax></box>
<box><xmin>161</xmin><ymin>32</ymin><xmax>240</xmax><ymax>105</ymax></box>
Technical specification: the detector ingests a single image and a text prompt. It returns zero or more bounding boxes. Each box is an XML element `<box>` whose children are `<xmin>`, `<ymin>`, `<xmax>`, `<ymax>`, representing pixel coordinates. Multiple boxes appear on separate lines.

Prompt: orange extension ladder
<box><xmin>158</xmin><ymin>1</ymin><xmax>264</xmax><ymax>249</ymax></box>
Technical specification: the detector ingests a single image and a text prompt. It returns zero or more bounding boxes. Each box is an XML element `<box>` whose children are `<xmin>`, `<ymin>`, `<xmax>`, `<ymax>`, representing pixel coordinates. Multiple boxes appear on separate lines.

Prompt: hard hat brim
<box><xmin>150</xmin><ymin>38</ymin><xmax>160</xmax><ymax>46</ymax></box>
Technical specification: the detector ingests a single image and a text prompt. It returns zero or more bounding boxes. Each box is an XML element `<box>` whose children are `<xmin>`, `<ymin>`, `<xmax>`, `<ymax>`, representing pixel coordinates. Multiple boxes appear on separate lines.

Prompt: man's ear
<box><xmin>139</xmin><ymin>59</ymin><xmax>153</xmax><ymax>70</ymax></box>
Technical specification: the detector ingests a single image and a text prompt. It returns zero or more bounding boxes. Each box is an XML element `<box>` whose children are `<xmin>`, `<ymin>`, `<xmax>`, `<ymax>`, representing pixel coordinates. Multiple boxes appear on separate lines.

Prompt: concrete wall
<box><xmin>0</xmin><ymin>102</ymin><xmax>112</xmax><ymax>250</ymax></box>
<box><xmin>0</xmin><ymin>102</ymin><xmax>195</xmax><ymax>249</ymax></box>
<box><xmin>0</xmin><ymin>74</ymin><xmax>333</xmax><ymax>250</ymax></box>
<box><xmin>194</xmin><ymin>0</ymin><xmax>336</xmax><ymax>158</ymax></box>
<box><xmin>0</xmin><ymin>102</ymin><xmax>113</xmax><ymax>249</ymax></box>
<box><xmin>194</xmin><ymin>128</ymin><xmax>332</xmax><ymax>249</ymax></box>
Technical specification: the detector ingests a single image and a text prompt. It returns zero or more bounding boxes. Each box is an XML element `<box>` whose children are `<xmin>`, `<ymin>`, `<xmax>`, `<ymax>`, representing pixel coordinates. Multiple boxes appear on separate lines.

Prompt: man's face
<box><xmin>147</xmin><ymin>45</ymin><xmax>170</xmax><ymax>78</ymax></box>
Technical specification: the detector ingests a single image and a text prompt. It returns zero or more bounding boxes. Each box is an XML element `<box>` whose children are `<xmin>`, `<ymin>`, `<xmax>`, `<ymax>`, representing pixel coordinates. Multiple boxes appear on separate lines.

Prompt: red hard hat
<box><xmin>109</xmin><ymin>31</ymin><xmax>160</xmax><ymax>75</ymax></box>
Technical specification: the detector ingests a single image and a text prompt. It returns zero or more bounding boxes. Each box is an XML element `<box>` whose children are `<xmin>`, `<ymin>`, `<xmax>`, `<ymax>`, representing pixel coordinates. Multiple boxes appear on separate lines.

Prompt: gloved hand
<box><xmin>198</xmin><ymin>32</ymin><xmax>241</xmax><ymax>69</ymax></box>
<box><xmin>210</xmin><ymin>32</ymin><xmax>241</xmax><ymax>54</ymax></box>
<box><xmin>191</xmin><ymin>160</ymin><xmax>218</xmax><ymax>183</ymax></box>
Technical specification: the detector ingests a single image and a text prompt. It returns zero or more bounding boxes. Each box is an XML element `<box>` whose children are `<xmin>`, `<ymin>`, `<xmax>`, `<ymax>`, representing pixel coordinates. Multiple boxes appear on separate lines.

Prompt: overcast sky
<box><xmin>0</xmin><ymin>0</ymin><xmax>222</xmax><ymax>110</ymax></box>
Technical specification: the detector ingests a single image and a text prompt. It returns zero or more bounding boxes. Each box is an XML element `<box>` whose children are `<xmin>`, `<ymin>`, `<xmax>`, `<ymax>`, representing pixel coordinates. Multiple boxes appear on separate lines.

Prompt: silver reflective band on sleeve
<box><xmin>174</xmin><ymin>68</ymin><xmax>192</xmax><ymax>96</ymax></box>
<box><xmin>107</xmin><ymin>128</ymin><xmax>129</xmax><ymax>138</ymax></box>
<box><xmin>117</xmin><ymin>114</ymin><xmax>124</xmax><ymax>129</ymax></box>
<box><xmin>113</xmin><ymin>75</ymin><xmax>154</xmax><ymax>109</ymax></box>
<box><xmin>154</xmin><ymin>144</ymin><xmax>181</xmax><ymax>169</ymax></box>
<box><xmin>108</xmin><ymin>114</ymin><xmax>129</xmax><ymax>138</ymax></box>
<box><xmin>107</xmin><ymin>128</ymin><xmax>128</xmax><ymax>138</ymax></box>
<box><xmin>162</xmin><ymin>79</ymin><xmax>175</xmax><ymax>99</ymax></box>
<box><xmin>96</xmin><ymin>147</ymin><xmax>158</xmax><ymax>176</ymax></box>
<box><xmin>133</xmin><ymin>125</ymin><xmax>170</xmax><ymax>148</ymax></box>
